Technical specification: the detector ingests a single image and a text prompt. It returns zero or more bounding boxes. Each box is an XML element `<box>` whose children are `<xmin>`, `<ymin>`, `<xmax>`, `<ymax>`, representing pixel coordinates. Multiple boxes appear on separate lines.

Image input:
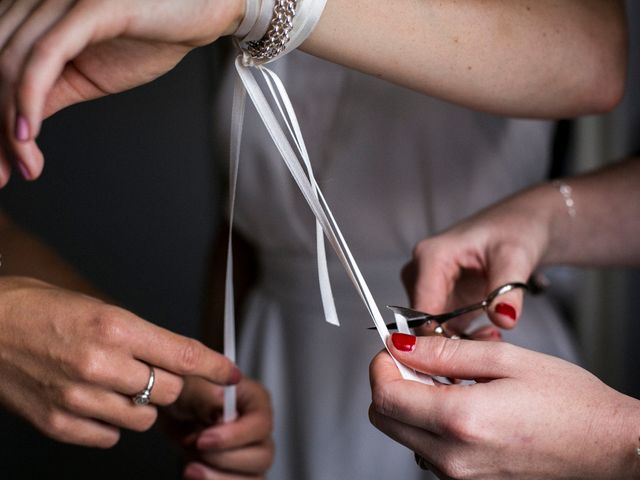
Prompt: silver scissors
<box><xmin>376</xmin><ymin>281</ymin><xmax>530</xmax><ymax>335</ymax></box>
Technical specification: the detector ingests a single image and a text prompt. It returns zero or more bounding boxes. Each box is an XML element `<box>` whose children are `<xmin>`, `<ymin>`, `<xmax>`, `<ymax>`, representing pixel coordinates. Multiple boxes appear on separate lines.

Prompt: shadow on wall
<box><xmin>0</xmin><ymin>47</ymin><xmax>222</xmax><ymax>479</ymax></box>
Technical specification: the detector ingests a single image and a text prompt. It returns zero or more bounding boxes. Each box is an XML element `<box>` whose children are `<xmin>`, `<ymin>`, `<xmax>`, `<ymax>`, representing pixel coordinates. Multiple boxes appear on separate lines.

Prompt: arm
<box><xmin>0</xmin><ymin>210</ymin><xmax>241</xmax><ymax>447</ymax></box>
<box><xmin>0</xmin><ymin>0</ymin><xmax>626</xmax><ymax>185</ymax></box>
<box><xmin>369</xmin><ymin>334</ymin><xmax>640</xmax><ymax>479</ymax></box>
<box><xmin>403</xmin><ymin>156</ymin><xmax>640</xmax><ymax>331</ymax></box>
<box><xmin>305</xmin><ymin>0</ymin><xmax>627</xmax><ymax>118</ymax></box>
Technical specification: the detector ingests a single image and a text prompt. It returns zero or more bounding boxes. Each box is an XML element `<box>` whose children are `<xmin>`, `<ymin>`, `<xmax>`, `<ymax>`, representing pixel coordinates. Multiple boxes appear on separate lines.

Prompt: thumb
<box><xmin>404</xmin><ymin>240</ymin><xmax>460</xmax><ymax>315</ymax></box>
<box><xmin>484</xmin><ymin>245</ymin><xmax>535</xmax><ymax>329</ymax></box>
<box><xmin>387</xmin><ymin>333</ymin><xmax>521</xmax><ymax>380</ymax></box>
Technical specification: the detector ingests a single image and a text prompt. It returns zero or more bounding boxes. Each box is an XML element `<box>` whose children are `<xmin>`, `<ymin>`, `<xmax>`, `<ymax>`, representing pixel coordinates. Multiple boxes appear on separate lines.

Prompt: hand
<box><xmin>401</xmin><ymin>186</ymin><xmax>555</xmax><ymax>335</ymax></box>
<box><xmin>369</xmin><ymin>334</ymin><xmax>640</xmax><ymax>479</ymax></box>
<box><xmin>162</xmin><ymin>376</ymin><xmax>274</xmax><ymax>480</ymax></box>
<box><xmin>0</xmin><ymin>276</ymin><xmax>240</xmax><ymax>447</ymax></box>
<box><xmin>0</xmin><ymin>0</ymin><xmax>244</xmax><ymax>185</ymax></box>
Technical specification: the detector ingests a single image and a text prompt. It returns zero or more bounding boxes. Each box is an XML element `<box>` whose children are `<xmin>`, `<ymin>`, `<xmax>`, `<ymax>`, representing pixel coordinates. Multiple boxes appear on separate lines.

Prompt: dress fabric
<box><xmin>215</xmin><ymin>51</ymin><xmax>578</xmax><ymax>480</ymax></box>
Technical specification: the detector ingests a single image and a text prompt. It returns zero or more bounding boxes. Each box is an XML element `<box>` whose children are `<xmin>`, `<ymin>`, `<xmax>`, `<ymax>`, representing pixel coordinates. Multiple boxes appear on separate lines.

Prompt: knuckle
<box><xmin>427</xmin><ymin>335</ymin><xmax>458</xmax><ymax>368</ymax></box>
<box><xmin>438</xmin><ymin>452</ymin><xmax>472</xmax><ymax>479</ymax></box>
<box><xmin>133</xmin><ymin>407</ymin><xmax>158</xmax><ymax>432</ymax></box>
<box><xmin>93</xmin><ymin>307</ymin><xmax>127</xmax><ymax>343</ymax></box>
<box><xmin>443</xmin><ymin>407</ymin><xmax>482</xmax><ymax>445</ymax></box>
<box><xmin>31</xmin><ymin>38</ymin><xmax>58</xmax><ymax>63</ymax></box>
<box><xmin>163</xmin><ymin>376</ymin><xmax>184</xmax><ymax>404</ymax></box>
<box><xmin>371</xmin><ymin>383</ymin><xmax>398</xmax><ymax>418</ymax></box>
<box><xmin>176</xmin><ymin>338</ymin><xmax>204</xmax><ymax>374</ymax></box>
<box><xmin>73</xmin><ymin>348</ymin><xmax>105</xmax><ymax>383</ymax></box>
<box><xmin>59</xmin><ymin>386</ymin><xmax>86</xmax><ymax>412</ymax></box>
<box><xmin>40</xmin><ymin>410</ymin><xmax>71</xmax><ymax>442</ymax></box>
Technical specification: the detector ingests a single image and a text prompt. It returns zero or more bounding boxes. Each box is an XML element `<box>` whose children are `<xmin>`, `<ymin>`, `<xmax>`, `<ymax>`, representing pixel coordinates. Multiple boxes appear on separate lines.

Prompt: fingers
<box><xmin>387</xmin><ymin>334</ymin><xmax>520</xmax><ymax>380</ymax></box>
<box><xmin>56</xmin><ymin>384</ymin><xmax>158</xmax><ymax>433</ymax></box>
<box><xmin>34</xmin><ymin>409</ymin><xmax>121</xmax><ymax>448</ymax></box>
<box><xmin>368</xmin><ymin>404</ymin><xmax>442</xmax><ymax>466</ymax></box>
<box><xmin>369</xmin><ymin>350</ymin><xmax>451</xmax><ymax>434</ymax></box>
<box><xmin>476</xmin><ymin>240</ymin><xmax>534</xmax><ymax>330</ymax></box>
<box><xmin>120</xmin><ymin>312</ymin><xmax>240</xmax><ymax>386</ymax></box>
<box><xmin>193</xmin><ymin>440</ymin><xmax>274</xmax><ymax>477</ymax></box>
<box><xmin>404</xmin><ymin>240</ymin><xmax>459</xmax><ymax>315</ymax></box>
<box><xmin>0</xmin><ymin>0</ymin><xmax>69</xmax><ymax>181</ymax></box>
<box><xmin>183</xmin><ymin>461</ymin><xmax>266</xmax><ymax>480</ymax></box>
<box><xmin>196</xmin><ymin>380</ymin><xmax>273</xmax><ymax>451</ymax></box>
<box><xmin>15</xmin><ymin>0</ymin><xmax>120</xmax><ymax>136</ymax></box>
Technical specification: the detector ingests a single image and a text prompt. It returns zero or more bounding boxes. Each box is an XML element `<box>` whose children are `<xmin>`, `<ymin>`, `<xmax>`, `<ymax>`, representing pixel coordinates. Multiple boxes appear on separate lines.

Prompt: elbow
<box><xmin>582</xmin><ymin>51</ymin><xmax>627</xmax><ymax>115</ymax></box>
<box><xmin>576</xmin><ymin>21</ymin><xmax>628</xmax><ymax>115</ymax></box>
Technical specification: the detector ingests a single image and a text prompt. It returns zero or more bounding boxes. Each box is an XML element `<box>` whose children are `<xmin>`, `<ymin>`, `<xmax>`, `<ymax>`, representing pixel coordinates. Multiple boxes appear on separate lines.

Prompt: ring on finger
<box><xmin>132</xmin><ymin>365</ymin><xmax>155</xmax><ymax>406</ymax></box>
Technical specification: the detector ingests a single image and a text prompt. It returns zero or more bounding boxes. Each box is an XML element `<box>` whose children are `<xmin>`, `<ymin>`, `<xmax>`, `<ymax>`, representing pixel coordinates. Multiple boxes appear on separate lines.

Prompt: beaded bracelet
<box><xmin>551</xmin><ymin>180</ymin><xmax>577</xmax><ymax>219</ymax></box>
<box><xmin>246</xmin><ymin>0</ymin><xmax>298</xmax><ymax>60</ymax></box>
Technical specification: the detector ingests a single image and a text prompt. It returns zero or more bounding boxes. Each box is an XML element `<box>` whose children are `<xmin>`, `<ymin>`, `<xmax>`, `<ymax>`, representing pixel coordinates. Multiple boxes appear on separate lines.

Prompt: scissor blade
<box><xmin>365</xmin><ymin>305</ymin><xmax>431</xmax><ymax>330</ymax></box>
<box><xmin>386</xmin><ymin>305</ymin><xmax>430</xmax><ymax>321</ymax></box>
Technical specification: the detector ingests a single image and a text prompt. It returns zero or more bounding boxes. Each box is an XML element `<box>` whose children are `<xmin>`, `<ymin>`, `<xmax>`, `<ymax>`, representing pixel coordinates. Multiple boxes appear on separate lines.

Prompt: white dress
<box><xmin>215</xmin><ymin>51</ymin><xmax>578</xmax><ymax>480</ymax></box>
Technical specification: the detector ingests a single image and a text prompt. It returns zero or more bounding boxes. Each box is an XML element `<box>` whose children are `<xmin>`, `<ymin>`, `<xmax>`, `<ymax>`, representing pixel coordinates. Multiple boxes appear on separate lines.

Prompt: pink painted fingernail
<box><xmin>495</xmin><ymin>303</ymin><xmax>517</xmax><ymax>321</ymax></box>
<box><xmin>17</xmin><ymin>161</ymin><xmax>31</xmax><ymax>180</ymax></box>
<box><xmin>391</xmin><ymin>333</ymin><xmax>417</xmax><ymax>352</ymax></box>
<box><xmin>197</xmin><ymin>430</ymin><xmax>223</xmax><ymax>450</ymax></box>
<box><xmin>15</xmin><ymin>115</ymin><xmax>30</xmax><ymax>142</ymax></box>
<box><xmin>183</xmin><ymin>463</ymin><xmax>206</xmax><ymax>480</ymax></box>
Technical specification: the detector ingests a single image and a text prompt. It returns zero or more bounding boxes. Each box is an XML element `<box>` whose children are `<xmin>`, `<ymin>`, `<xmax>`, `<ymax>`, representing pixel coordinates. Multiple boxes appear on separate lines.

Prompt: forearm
<box><xmin>542</xmin><ymin>157</ymin><xmax>640</xmax><ymax>267</ymax></box>
<box><xmin>0</xmin><ymin>210</ymin><xmax>105</xmax><ymax>299</ymax></box>
<box><xmin>302</xmin><ymin>0</ymin><xmax>626</xmax><ymax>117</ymax></box>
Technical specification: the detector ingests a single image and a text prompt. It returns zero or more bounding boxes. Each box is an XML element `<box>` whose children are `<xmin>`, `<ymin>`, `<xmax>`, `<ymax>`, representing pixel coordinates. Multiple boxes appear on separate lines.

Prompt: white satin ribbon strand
<box><xmin>231</xmin><ymin>55</ymin><xmax>433</xmax><ymax>385</ymax></box>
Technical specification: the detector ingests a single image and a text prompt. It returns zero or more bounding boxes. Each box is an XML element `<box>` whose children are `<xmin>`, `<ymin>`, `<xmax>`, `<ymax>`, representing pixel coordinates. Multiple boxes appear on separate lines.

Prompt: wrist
<box><xmin>222</xmin><ymin>0</ymin><xmax>247</xmax><ymax>36</ymax></box>
<box><xmin>607</xmin><ymin>393</ymin><xmax>640</xmax><ymax>479</ymax></box>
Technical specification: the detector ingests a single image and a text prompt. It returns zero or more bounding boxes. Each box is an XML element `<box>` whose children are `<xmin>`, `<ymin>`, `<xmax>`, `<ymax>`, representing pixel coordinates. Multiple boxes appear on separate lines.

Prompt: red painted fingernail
<box><xmin>495</xmin><ymin>303</ymin><xmax>517</xmax><ymax>321</ymax></box>
<box><xmin>391</xmin><ymin>333</ymin><xmax>416</xmax><ymax>352</ymax></box>
<box><xmin>15</xmin><ymin>115</ymin><xmax>30</xmax><ymax>142</ymax></box>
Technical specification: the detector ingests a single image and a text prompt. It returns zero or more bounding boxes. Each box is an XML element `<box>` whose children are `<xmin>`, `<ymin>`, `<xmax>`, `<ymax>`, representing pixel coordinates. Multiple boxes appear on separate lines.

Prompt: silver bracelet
<box><xmin>551</xmin><ymin>180</ymin><xmax>576</xmax><ymax>219</ymax></box>
<box><xmin>246</xmin><ymin>0</ymin><xmax>297</xmax><ymax>60</ymax></box>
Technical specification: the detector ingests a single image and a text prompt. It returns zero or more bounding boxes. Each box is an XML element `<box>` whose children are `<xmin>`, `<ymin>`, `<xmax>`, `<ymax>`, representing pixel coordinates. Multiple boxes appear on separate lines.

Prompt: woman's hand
<box><xmin>401</xmin><ymin>185</ymin><xmax>557</xmax><ymax>335</ymax></box>
<box><xmin>369</xmin><ymin>334</ymin><xmax>640</xmax><ymax>479</ymax></box>
<box><xmin>162</xmin><ymin>376</ymin><xmax>274</xmax><ymax>480</ymax></box>
<box><xmin>0</xmin><ymin>0</ymin><xmax>243</xmax><ymax>185</ymax></box>
<box><xmin>0</xmin><ymin>276</ymin><xmax>240</xmax><ymax>447</ymax></box>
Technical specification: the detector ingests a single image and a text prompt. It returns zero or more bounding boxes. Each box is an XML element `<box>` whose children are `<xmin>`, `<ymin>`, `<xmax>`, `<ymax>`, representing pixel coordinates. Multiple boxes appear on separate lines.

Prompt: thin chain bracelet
<box><xmin>551</xmin><ymin>180</ymin><xmax>577</xmax><ymax>219</ymax></box>
<box><xmin>247</xmin><ymin>0</ymin><xmax>297</xmax><ymax>60</ymax></box>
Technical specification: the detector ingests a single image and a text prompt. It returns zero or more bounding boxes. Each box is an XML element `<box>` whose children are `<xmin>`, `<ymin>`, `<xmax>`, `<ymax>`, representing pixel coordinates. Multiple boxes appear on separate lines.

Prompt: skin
<box><xmin>369</xmin><ymin>335</ymin><xmax>640</xmax><ymax>480</ymax></box>
<box><xmin>0</xmin><ymin>212</ymin><xmax>274</xmax><ymax>478</ymax></box>
<box><xmin>370</xmin><ymin>157</ymin><xmax>640</xmax><ymax>478</ymax></box>
<box><xmin>163</xmin><ymin>377</ymin><xmax>274</xmax><ymax>480</ymax></box>
<box><xmin>403</xmin><ymin>156</ymin><xmax>640</xmax><ymax>329</ymax></box>
<box><xmin>0</xmin><ymin>0</ymin><xmax>627</xmax><ymax>185</ymax></box>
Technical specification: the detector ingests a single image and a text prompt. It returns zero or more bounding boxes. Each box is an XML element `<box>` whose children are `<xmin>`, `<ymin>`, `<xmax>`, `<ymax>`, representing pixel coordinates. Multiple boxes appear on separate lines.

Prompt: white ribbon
<box><xmin>223</xmin><ymin>0</ymin><xmax>432</xmax><ymax>421</ymax></box>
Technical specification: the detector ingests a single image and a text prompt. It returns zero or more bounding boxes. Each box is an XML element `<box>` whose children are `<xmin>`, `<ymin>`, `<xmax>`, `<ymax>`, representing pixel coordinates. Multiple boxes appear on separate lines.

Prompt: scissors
<box><xmin>373</xmin><ymin>281</ymin><xmax>531</xmax><ymax>336</ymax></box>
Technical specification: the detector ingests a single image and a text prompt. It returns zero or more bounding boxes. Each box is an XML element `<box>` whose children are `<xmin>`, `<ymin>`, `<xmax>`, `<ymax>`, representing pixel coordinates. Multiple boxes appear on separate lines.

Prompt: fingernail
<box><xmin>183</xmin><ymin>463</ymin><xmax>206</xmax><ymax>480</ymax></box>
<box><xmin>230</xmin><ymin>366</ymin><xmax>242</xmax><ymax>384</ymax></box>
<box><xmin>15</xmin><ymin>115</ymin><xmax>30</xmax><ymax>142</ymax></box>
<box><xmin>391</xmin><ymin>333</ymin><xmax>416</xmax><ymax>352</ymax></box>
<box><xmin>17</xmin><ymin>161</ymin><xmax>31</xmax><ymax>180</ymax></box>
<box><xmin>197</xmin><ymin>430</ymin><xmax>222</xmax><ymax>450</ymax></box>
<box><xmin>495</xmin><ymin>303</ymin><xmax>517</xmax><ymax>321</ymax></box>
